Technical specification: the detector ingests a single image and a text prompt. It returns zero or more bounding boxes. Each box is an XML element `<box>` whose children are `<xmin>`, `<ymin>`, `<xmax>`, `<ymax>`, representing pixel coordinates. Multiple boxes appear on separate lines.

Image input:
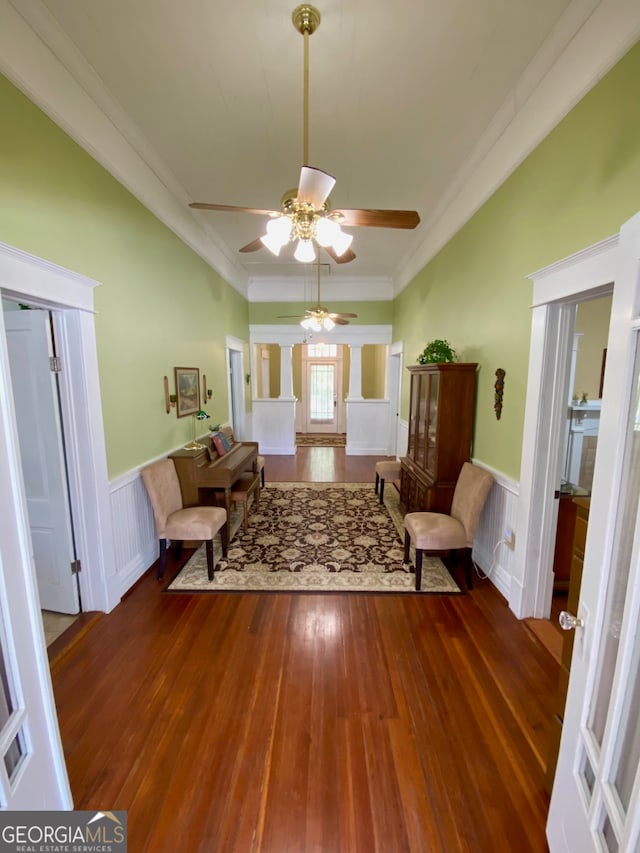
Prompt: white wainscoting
<box><xmin>108</xmin><ymin>439</ymin><xmax>521</xmax><ymax>607</ymax></box>
<box><xmin>109</xmin><ymin>467</ymin><xmax>158</xmax><ymax>599</ymax></box>
<box><xmin>345</xmin><ymin>399</ymin><xmax>391</xmax><ymax>455</ymax></box>
<box><xmin>471</xmin><ymin>462</ymin><xmax>520</xmax><ymax>602</ymax></box>
<box><xmin>252</xmin><ymin>399</ymin><xmax>297</xmax><ymax>454</ymax></box>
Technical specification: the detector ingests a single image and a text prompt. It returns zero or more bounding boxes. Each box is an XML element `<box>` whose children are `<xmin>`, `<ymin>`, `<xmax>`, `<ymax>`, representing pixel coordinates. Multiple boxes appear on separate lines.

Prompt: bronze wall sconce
<box><xmin>494</xmin><ymin>368</ymin><xmax>505</xmax><ymax>420</ymax></box>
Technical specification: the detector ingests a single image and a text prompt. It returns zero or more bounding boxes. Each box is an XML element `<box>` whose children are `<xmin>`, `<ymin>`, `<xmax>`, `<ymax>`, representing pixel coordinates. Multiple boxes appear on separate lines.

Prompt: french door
<box><xmin>548</xmin><ymin>211</ymin><xmax>640</xmax><ymax>849</ymax></box>
<box><xmin>307</xmin><ymin>361</ymin><xmax>338</xmax><ymax>432</ymax></box>
<box><xmin>0</xmin><ymin>309</ymin><xmax>72</xmax><ymax>807</ymax></box>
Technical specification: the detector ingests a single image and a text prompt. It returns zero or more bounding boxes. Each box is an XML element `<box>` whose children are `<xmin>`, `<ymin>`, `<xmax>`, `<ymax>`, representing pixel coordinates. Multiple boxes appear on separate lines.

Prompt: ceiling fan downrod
<box><xmin>292</xmin><ymin>5</ymin><xmax>321</xmax><ymax>167</ymax></box>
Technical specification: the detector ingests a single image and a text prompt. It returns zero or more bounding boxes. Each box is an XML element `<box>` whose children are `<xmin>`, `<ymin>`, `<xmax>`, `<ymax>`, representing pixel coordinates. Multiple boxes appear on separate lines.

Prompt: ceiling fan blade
<box><xmin>239</xmin><ymin>237</ymin><xmax>265</xmax><ymax>253</ymax></box>
<box><xmin>333</xmin><ymin>317</ymin><xmax>350</xmax><ymax>325</ymax></box>
<box><xmin>329</xmin><ymin>312</ymin><xmax>358</xmax><ymax>319</ymax></box>
<box><xmin>332</xmin><ymin>209</ymin><xmax>420</xmax><ymax>229</ymax></box>
<box><xmin>189</xmin><ymin>202</ymin><xmax>278</xmax><ymax>216</ymax></box>
<box><xmin>297</xmin><ymin>166</ymin><xmax>336</xmax><ymax>208</ymax></box>
<box><xmin>324</xmin><ymin>245</ymin><xmax>356</xmax><ymax>264</ymax></box>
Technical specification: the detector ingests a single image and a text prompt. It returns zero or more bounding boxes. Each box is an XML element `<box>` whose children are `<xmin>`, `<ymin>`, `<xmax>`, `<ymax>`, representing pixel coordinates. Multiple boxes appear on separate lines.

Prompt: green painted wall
<box><xmin>393</xmin><ymin>42</ymin><xmax>640</xmax><ymax>480</ymax></box>
<box><xmin>362</xmin><ymin>344</ymin><xmax>386</xmax><ymax>398</ymax></box>
<box><xmin>3</xmin><ymin>38</ymin><xmax>640</xmax><ymax>483</ymax></box>
<box><xmin>0</xmin><ymin>73</ymin><xmax>249</xmax><ymax>478</ymax></box>
<box><xmin>573</xmin><ymin>295</ymin><xmax>612</xmax><ymax>401</ymax></box>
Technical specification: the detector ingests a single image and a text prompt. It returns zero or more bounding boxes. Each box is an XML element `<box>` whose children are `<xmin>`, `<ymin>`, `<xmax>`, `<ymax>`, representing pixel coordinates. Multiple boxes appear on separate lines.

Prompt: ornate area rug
<box><xmin>166</xmin><ymin>483</ymin><xmax>461</xmax><ymax>594</ymax></box>
<box><xmin>296</xmin><ymin>433</ymin><xmax>346</xmax><ymax>446</ymax></box>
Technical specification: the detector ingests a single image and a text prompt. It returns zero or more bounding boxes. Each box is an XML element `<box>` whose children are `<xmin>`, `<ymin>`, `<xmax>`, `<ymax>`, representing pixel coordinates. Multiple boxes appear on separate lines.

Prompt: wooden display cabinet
<box><xmin>400</xmin><ymin>363</ymin><xmax>478</xmax><ymax>514</ymax></box>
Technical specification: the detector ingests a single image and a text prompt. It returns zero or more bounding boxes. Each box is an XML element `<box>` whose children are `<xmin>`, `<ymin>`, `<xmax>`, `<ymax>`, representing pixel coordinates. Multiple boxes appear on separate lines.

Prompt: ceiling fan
<box><xmin>278</xmin><ymin>262</ymin><xmax>357</xmax><ymax>330</ymax></box>
<box><xmin>189</xmin><ymin>4</ymin><xmax>420</xmax><ymax>265</ymax></box>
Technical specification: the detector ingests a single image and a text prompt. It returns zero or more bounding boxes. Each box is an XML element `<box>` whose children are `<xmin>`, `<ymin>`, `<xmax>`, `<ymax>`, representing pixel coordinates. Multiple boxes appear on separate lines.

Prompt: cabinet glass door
<box><xmin>417</xmin><ymin>374</ymin><xmax>427</xmax><ymax>468</ymax></box>
<box><xmin>408</xmin><ymin>372</ymin><xmax>420</xmax><ymax>459</ymax></box>
<box><xmin>427</xmin><ymin>373</ymin><xmax>439</xmax><ymax>474</ymax></box>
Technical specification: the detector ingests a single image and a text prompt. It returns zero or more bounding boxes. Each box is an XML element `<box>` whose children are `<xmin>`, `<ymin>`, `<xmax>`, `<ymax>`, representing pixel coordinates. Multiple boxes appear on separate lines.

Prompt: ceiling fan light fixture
<box><xmin>294</xmin><ymin>238</ymin><xmax>316</xmax><ymax>262</ymax></box>
<box><xmin>322</xmin><ymin>316</ymin><xmax>335</xmax><ymax>331</ymax></box>
<box><xmin>314</xmin><ymin>215</ymin><xmax>340</xmax><ymax>247</ymax></box>
<box><xmin>331</xmin><ymin>229</ymin><xmax>354</xmax><ymax>257</ymax></box>
<box><xmin>260</xmin><ymin>232</ymin><xmax>284</xmax><ymax>256</ymax></box>
<box><xmin>267</xmin><ymin>215</ymin><xmax>293</xmax><ymax>243</ymax></box>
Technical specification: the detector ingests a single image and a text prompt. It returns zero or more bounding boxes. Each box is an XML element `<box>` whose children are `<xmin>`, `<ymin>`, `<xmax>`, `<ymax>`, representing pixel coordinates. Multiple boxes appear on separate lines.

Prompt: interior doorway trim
<box><xmin>226</xmin><ymin>335</ymin><xmax>246</xmax><ymax>438</ymax></box>
<box><xmin>513</xmin><ymin>234</ymin><xmax>619</xmax><ymax>619</ymax></box>
<box><xmin>0</xmin><ymin>241</ymin><xmax>117</xmax><ymax>614</ymax></box>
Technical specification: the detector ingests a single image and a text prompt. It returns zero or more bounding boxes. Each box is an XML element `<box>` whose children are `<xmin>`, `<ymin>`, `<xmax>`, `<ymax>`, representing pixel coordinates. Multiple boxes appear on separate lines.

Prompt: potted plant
<box><xmin>417</xmin><ymin>339</ymin><xmax>457</xmax><ymax>364</ymax></box>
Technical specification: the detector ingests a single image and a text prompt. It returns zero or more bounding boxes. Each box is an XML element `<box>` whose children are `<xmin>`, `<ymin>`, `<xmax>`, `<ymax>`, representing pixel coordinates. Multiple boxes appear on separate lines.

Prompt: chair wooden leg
<box><xmin>375</xmin><ymin>472</ymin><xmax>380</xmax><ymax>494</ymax></box>
<box><xmin>173</xmin><ymin>539</ymin><xmax>183</xmax><ymax>560</ymax></box>
<box><xmin>415</xmin><ymin>548</ymin><xmax>423</xmax><ymax>591</ymax></box>
<box><xmin>404</xmin><ymin>529</ymin><xmax>411</xmax><ymax>565</ymax></box>
<box><xmin>379</xmin><ymin>478</ymin><xmax>385</xmax><ymax>504</ymax></box>
<box><xmin>465</xmin><ymin>547</ymin><xmax>473</xmax><ymax>589</ymax></box>
<box><xmin>206</xmin><ymin>539</ymin><xmax>214</xmax><ymax>581</ymax></box>
<box><xmin>158</xmin><ymin>538</ymin><xmax>167</xmax><ymax>580</ymax></box>
<box><xmin>243</xmin><ymin>500</ymin><xmax>249</xmax><ymax>531</ymax></box>
<box><xmin>220</xmin><ymin>523</ymin><xmax>228</xmax><ymax>558</ymax></box>
<box><xmin>261</xmin><ymin>468</ymin><xmax>265</xmax><ymax>488</ymax></box>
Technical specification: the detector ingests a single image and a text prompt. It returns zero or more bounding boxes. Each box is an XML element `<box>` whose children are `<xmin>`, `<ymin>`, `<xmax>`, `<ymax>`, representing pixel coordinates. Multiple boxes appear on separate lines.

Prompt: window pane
<box><xmin>590</xmin><ymin>342</ymin><xmax>640</xmax><ymax>745</ymax></box>
<box><xmin>601</xmin><ymin>815</ymin><xmax>619</xmax><ymax>853</ymax></box>
<box><xmin>307</xmin><ymin>343</ymin><xmax>337</xmax><ymax>358</ymax></box>
<box><xmin>4</xmin><ymin>728</ymin><xmax>24</xmax><ymax>781</ymax></box>
<box><xmin>310</xmin><ymin>364</ymin><xmax>334</xmax><ymax>422</ymax></box>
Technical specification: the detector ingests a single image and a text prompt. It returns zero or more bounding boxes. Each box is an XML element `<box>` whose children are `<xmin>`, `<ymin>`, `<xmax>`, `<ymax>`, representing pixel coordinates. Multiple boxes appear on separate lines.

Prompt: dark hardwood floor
<box><xmin>50</xmin><ymin>447</ymin><xmax>558</xmax><ymax>852</ymax></box>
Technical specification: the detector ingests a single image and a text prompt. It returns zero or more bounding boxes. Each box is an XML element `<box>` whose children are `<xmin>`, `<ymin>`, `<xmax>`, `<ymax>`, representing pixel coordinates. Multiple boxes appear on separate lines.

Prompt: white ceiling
<box><xmin>3</xmin><ymin>0</ymin><xmax>638</xmax><ymax>301</ymax></box>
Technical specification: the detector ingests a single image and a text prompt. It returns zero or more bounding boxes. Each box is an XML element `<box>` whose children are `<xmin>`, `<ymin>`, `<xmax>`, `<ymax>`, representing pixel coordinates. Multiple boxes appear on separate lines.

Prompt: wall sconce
<box><xmin>164</xmin><ymin>376</ymin><xmax>177</xmax><ymax>414</ymax></box>
<box><xmin>202</xmin><ymin>374</ymin><xmax>210</xmax><ymax>405</ymax></box>
<box><xmin>494</xmin><ymin>368</ymin><xmax>505</xmax><ymax>420</ymax></box>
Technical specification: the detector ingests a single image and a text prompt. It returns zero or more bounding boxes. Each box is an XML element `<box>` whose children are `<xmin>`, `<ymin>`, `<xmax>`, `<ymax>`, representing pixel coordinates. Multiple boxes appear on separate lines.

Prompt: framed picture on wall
<box><xmin>174</xmin><ymin>367</ymin><xmax>200</xmax><ymax>417</ymax></box>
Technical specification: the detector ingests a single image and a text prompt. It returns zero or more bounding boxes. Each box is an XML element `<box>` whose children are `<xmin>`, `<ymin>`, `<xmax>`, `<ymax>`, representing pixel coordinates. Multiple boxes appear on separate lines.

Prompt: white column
<box><xmin>347</xmin><ymin>344</ymin><xmax>363</xmax><ymax>399</ymax></box>
<box><xmin>279</xmin><ymin>344</ymin><xmax>294</xmax><ymax>399</ymax></box>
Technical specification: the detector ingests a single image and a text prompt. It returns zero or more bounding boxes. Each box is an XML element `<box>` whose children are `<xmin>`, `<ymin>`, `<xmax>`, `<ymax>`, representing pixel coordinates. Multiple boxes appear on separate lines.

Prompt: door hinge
<box><xmin>49</xmin><ymin>356</ymin><xmax>62</xmax><ymax>373</ymax></box>
<box><xmin>70</xmin><ymin>559</ymin><xmax>81</xmax><ymax>575</ymax></box>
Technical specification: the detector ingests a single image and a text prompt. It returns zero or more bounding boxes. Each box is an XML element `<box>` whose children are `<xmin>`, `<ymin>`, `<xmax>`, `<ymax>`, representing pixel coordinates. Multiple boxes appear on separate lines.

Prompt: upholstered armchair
<box><xmin>141</xmin><ymin>458</ymin><xmax>228</xmax><ymax>581</ymax></box>
<box><xmin>403</xmin><ymin>462</ymin><xmax>494</xmax><ymax>591</ymax></box>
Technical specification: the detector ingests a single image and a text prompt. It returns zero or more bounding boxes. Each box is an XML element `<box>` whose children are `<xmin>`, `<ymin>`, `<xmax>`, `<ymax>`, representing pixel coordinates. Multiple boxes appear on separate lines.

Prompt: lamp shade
<box><xmin>315</xmin><ymin>216</ymin><xmax>340</xmax><ymax>247</ymax></box>
<box><xmin>294</xmin><ymin>239</ymin><xmax>316</xmax><ymax>262</ymax></box>
<box><xmin>267</xmin><ymin>216</ymin><xmax>292</xmax><ymax>243</ymax></box>
<box><xmin>331</xmin><ymin>229</ymin><xmax>354</xmax><ymax>257</ymax></box>
<box><xmin>260</xmin><ymin>232</ymin><xmax>284</xmax><ymax>256</ymax></box>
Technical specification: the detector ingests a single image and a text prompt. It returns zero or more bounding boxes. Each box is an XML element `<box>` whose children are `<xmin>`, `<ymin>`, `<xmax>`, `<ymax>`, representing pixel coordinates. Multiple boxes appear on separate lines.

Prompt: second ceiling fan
<box><xmin>189</xmin><ymin>5</ymin><xmax>420</xmax><ymax>265</ymax></box>
<box><xmin>278</xmin><ymin>262</ymin><xmax>357</xmax><ymax>330</ymax></box>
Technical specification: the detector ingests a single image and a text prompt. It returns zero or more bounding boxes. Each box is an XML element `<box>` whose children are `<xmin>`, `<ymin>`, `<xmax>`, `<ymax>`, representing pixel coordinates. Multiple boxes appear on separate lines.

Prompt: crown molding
<box><xmin>394</xmin><ymin>0</ymin><xmax>640</xmax><ymax>295</ymax></box>
<box><xmin>2</xmin><ymin>1</ymin><xmax>639</xmax><ymax>304</ymax></box>
<box><xmin>1</xmin><ymin>0</ymin><xmax>249</xmax><ymax>296</ymax></box>
<box><xmin>249</xmin><ymin>324</ymin><xmax>392</xmax><ymax>346</ymax></box>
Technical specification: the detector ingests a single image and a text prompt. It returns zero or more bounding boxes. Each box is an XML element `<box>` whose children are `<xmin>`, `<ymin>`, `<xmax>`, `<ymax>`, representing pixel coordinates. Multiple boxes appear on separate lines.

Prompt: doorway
<box><xmin>3</xmin><ymin>300</ymin><xmax>81</xmax><ymax>634</ymax></box>
<box><xmin>546</xmin><ymin>293</ymin><xmax>612</xmax><ymax>641</ymax></box>
<box><xmin>301</xmin><ymin>343</ymin><xmax>345</xmax><ymax>434</ymax></box>
<box><xmin>227</xmin><ymin>338</ymin><xmax>245</xmax><ymax>438</ymax></box>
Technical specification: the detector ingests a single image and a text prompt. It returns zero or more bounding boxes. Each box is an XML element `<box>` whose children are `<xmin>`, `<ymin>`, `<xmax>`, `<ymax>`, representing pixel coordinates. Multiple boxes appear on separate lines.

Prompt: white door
<box><xmin>0</xmin><ymin>313</ymin><xmax>72</xmax><ymax>808</ymax></box>
<box><xmin>306</xmin><ymin>360</ymin><xmax>339</xmax><ymax>432</ymax></box>
<box><xmin>4</xmin><ymin>308</ymin><xmax>79</xmax><ymax>614</ymax></box>
<box><xmin>548</xmin><ymin>212</ymin><xmax>640</xmax><ymax>850</ymax></box>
